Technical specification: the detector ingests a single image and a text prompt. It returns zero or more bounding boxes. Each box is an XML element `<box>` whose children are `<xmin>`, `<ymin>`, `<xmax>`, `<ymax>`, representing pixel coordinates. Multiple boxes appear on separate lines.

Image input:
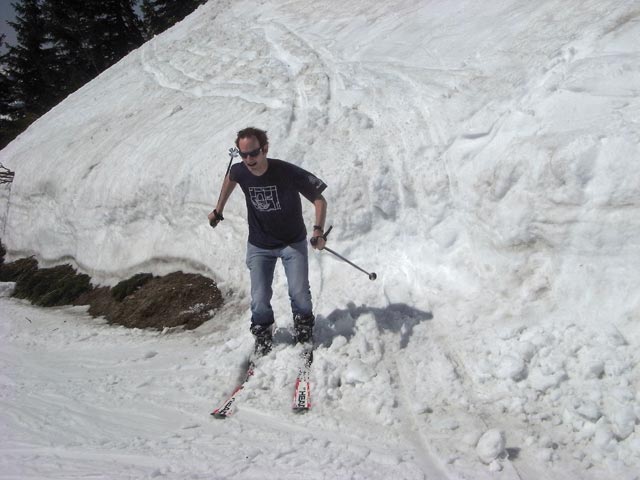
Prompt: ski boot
<box><xmin>250</xmin><ymin>323</ymin><xmax>273</xmax><ymax>356</ymax></box>
<box><xmin>293</xmin><ymin>313</ymin><xmax>315</xmax><ymax>344</ymax></box>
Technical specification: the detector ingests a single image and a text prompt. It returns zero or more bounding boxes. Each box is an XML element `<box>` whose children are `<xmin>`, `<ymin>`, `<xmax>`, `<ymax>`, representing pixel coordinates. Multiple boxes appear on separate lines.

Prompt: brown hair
<box><xmin>235</xmin><ymin>127</ymin><xmax>269</xmax><ymax>148</ymax></box>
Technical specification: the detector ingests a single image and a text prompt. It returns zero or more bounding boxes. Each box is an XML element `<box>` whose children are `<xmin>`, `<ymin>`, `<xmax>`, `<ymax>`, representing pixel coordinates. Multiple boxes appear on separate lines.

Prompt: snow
<box><xmin>476</xmin><ymin>429</ymin><xmax>506</xmax><ymax>465</ymax></box>
<box><xmin>0</xmin><ymin>282</ymin><xmax>15</xmax><ymax>298</ymax></box>
<box><xmin>1</xmin><ymin>0</ymin><xmax>640</xmax><ymax>478</ymax></box>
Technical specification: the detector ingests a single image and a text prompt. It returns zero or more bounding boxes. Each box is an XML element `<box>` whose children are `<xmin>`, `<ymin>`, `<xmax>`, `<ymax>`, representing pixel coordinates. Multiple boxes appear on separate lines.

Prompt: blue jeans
<box><xmin>246</xmin><ymin>240</ymin><xmax>313</xmax><ymax>327</ymax></box>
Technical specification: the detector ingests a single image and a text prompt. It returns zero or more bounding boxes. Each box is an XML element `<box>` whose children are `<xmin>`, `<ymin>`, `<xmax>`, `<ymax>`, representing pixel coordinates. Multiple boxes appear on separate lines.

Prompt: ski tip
<box><xmin>211</xmin><ymin>411</ymin><xmax>229</xmax><ymax>419</ymax></box>
<box><xmin>292</xmin><ymin>406</ymin><xmax>311</xmax><ymax>414</ymax></box>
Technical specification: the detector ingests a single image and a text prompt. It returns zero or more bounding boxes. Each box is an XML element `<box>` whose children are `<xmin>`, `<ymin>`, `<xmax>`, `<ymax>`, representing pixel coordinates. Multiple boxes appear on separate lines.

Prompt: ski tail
<box><xmin>211</xmin><ymin>360</ymin><xmax>255</xmax><ymax>418</ymax></box>
<box><xmin>293</xmin><ymin>377</ymin><xmax>311</xmax><ymax>410</ymax></box>
<box><xmin>292</xmin><ymin>348</ymin><xmax>313</xmax><ymax>411</ymax></box>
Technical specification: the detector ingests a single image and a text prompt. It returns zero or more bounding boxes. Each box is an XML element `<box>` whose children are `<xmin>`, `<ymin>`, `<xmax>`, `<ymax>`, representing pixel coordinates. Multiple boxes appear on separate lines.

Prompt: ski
<box><xmin>212</xmin><ymin>344</ymin><xmax>313</xmax><ymax>417</ymax></box>
<box><xmin>210</xmin><ymin>359</ymin><xmax>255</xmax><ymax>418</ymax></box>
<box><xmin>292</xmin><ymin>348</ymin><xmax>313</xmax><ymax>411</ymax></box>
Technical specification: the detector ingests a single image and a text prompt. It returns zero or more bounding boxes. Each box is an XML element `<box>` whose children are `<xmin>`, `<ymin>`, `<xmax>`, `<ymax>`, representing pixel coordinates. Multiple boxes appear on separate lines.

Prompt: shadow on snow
<box><xmin>314</xmin><ymin>302</ymin><xmax>433</xmax><ymax>349</ymax></box>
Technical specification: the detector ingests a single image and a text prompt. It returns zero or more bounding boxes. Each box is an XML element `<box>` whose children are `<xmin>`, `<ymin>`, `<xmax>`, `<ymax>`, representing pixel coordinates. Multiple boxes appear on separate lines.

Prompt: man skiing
<box><xmin>208</xmin><ymin>127</ymin><xmax>328</xmax><ymax>356</ymax></box>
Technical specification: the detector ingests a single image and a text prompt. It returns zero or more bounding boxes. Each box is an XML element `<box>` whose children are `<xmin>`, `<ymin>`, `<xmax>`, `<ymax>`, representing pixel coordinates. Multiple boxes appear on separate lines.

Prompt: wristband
<box><xmin>313</xmin><ymin>225</ymin><xmax>324</xmax><ymax>232</ymax></box>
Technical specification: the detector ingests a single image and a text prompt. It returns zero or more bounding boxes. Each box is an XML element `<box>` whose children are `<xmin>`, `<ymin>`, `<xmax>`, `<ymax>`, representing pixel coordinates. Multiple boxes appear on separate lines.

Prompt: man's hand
<box><xmin>208</xmin><ymin>209</ymin><xmax>224</xmax><ymax>228</ymax></box>
<box><xmin>310</xmin><ymin>234</ymin><xmax>326</xmax><ymax>250</ymax></box>
<box><xmin>310</xmin><ymin>225</ymin><xmax>330</xmax><ymax>250</ymax></box>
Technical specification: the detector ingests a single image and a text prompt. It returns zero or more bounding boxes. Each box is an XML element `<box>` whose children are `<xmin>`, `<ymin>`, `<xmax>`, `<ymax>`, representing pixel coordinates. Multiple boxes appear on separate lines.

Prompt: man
<box><xmin>208</xmin><ymin>127</ymin><xmax>328</xmax><ymax>356</ymax></box>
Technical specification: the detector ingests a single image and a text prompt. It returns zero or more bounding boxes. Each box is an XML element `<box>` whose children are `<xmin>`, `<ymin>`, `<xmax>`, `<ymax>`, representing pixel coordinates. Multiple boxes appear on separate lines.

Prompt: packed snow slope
<box><xmin>1</xmin><ymin>0</ymin><xmax>640</xmax><ymax>479</ymax></box>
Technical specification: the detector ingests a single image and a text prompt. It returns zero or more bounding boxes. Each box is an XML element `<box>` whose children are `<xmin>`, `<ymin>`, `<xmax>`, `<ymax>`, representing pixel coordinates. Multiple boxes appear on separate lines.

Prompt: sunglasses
<box><xmin>238</xmin><ymin>147</ymin><xmax>263</xmax><ymax>159</ymax></box>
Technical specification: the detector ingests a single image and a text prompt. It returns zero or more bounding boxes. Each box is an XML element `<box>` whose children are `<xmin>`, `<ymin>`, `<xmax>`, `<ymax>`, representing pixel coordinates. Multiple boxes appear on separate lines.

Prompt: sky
<box><xmin>0</xmin><ymin>1</ymin><xmax>16</xmax><ymax>52</ymax></box>
<box><xmin>0</xmin><ymin>0</ymin><xmax>639</xmax><ymax>479</ymax></box>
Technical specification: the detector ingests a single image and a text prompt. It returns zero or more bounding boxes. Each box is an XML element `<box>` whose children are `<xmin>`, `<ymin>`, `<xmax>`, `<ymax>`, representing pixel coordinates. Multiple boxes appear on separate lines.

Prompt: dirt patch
<box><xmin>0</xmin><ymin>250</ymin><xmax>224</xmax><ymax>331</ymax></box>
<box><xmin>76</xmin><ymin>271</ymin><xmax>223</xmax><ymax>330</ymax></box>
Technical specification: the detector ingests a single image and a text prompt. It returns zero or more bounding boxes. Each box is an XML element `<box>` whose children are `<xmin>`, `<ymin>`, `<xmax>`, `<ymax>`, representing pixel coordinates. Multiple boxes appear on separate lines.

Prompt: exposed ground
<box><xmin>0</xmin><ymin>244</ymin><xmax>223</xmax><ymax>330</ymax></box>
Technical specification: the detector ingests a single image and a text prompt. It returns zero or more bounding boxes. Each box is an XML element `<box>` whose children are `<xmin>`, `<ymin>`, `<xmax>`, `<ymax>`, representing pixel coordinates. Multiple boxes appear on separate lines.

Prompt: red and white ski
<box><xmin>292</xmin><ymin>349</ymin><xmax>313</xmax><ymax>411</ymax></box>
<box><xmin>211</xmin><ymin>360</ymin><xmax>255</xmax><ymax>418</ymax></box>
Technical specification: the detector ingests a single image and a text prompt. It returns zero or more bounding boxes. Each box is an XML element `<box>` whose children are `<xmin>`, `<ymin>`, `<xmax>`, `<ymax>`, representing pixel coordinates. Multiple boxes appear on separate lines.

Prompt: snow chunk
<box><xmin>528</xmin><ymin>370</ymin><xmax>567</xmax><ymax>392</ymax></box>
<box><xmin>494</xmin><ymin>354</ymin><xmax>527</xmax><ymax>381</ymax></box>
<box><xmin>593</xmin><ymin>421</ymin><xmax>617</xmax><ymax>452</ymax></box>
<box><xmin>575</xmin><ymin>401</ymin><xmax>602</xmax><ymax>423</ymax></box>
<box><xmin>476</xmin><ymin>429</ymin><xmax>506</xmax><ymax>464</ymax></box>
<box><xmin>609</xmin><ymin>405</ymin><xmax>637</xmax><ymax>441</ymax></box>
<box><xmin>329</xmin><ymin>335</ymin><xmax>348</xmax><ymax>351</ymax></box>
<box><xmin>342</xmin><ymin>359</ymin><xmax>375</xmax><ymax>384</ymax></box>
<box><xmin>0</xmin><ymin>282</ymin><xmax>16</xmax><ymax>297</ymax></box>
<box><xmin>583</xmin><ymin>360</ymin><xmax>605</xmax><ymax>379</ymax></box>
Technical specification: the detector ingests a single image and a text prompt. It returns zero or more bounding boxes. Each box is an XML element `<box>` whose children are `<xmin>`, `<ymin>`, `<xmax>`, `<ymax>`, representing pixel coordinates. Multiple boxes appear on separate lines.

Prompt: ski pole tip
<box><xmin>369</xmin><ymin>272</ymin><xmax>377</xmax><ymax>281</ymax></box>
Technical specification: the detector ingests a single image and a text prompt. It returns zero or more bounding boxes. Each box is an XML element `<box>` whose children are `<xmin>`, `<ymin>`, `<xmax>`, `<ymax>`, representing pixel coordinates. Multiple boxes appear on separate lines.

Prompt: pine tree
<box><xmin>3</xmin><ymin>0</ymin><xmax>60</xmax><ymax>115</ymax></box>
<box><xmin>142</xmin><ymin>0</ymin><xmax>207</xmax><ymax>37</ymax></box>
<box><xmin>43</xmin><ymin>0</ymin><xmax>145</xmax><ymax>93</ymax></box>
<box><xmin>43</xmin><ymin>0</ymin><xmax>101</xmax><ymax>91</ymax></box>
<box><xmin>0</xmin><ymin>65</ymin><xmax>18</xmax><ymax>149</ymax></box>
<box><xmin>0</xmin><ymin>0</ymin><xmax>61</xmax><ymax>149</ymax></box>
<box><xmin>91</xmin><ymin>0</ymin><xmax>145</xmax><ymax>67</ymax></box>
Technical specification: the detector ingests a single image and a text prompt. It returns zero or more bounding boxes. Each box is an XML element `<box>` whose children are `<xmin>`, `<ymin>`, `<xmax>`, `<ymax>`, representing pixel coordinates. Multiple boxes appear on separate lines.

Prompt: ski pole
<box><xmin>210</xmin><ymin>147</ymin><xmax>239</xmax><ymax>227</ymax></box>
<box><xmin>224</xmin><ymin>147</ymin><xmax>239</xmax><ymax>177</ymax></box>
<box><xmin>311</xmin><ymin>226</ymin><xmax>377</xmax><ymax>281</ymax></box>
<box><xmin>323</xmin><ymin>246</ymin><xmax>378</xmax><ymax>280</ymax></box>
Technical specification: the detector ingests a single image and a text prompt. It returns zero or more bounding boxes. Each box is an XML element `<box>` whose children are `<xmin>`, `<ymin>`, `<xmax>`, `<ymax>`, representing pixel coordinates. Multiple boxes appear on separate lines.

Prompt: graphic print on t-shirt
<box><xmin>249</xmin><ymin>186</ymin><xmax>281</xmax><ymax>212</ymax></box>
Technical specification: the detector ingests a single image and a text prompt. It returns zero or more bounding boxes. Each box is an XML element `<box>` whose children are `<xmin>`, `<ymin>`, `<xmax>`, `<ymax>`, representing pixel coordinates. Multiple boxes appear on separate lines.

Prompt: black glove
<box><xmin>209</xmin><ymin>209</ymin><xmax>224</xmax><ymax>228</ymax></box>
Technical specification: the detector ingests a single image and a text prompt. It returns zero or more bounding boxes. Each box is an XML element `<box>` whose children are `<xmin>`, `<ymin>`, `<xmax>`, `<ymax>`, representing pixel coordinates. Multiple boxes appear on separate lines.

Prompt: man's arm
<box><xmin>310</xmin><ymin>195</ymin><xmax>327</xmax><ymax>250</ymax></box>
<box><xmin>208</xmin><ymin>175</ymin><xmax>237</xmax><ymax>226</ymax></box>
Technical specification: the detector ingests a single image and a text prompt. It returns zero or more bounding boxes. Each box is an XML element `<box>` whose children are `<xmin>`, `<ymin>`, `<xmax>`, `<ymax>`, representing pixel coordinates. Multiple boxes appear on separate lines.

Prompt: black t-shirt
<box><xmin>229</xmin><ymin>158</ymin><xmax>327</xmax><ymax>249</ymax></box>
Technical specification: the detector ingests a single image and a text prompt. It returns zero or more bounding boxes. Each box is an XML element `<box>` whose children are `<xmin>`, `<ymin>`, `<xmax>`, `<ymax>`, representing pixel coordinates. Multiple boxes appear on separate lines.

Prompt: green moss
<box><xmin>13</xmin><ymin>263</ymin><xmax>93</xmax><ymax>307</ymax></box>
<box><xmin>0</xmin><ymin>256</ymin><xmax>38</xmax><ymax>282</ymax></box>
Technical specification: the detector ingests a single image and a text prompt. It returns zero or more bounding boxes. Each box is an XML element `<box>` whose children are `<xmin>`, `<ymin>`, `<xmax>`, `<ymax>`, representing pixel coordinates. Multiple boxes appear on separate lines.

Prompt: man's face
<box><xmin>238</xmin><ymin>136</ymin><xmax>268</xmax><ymax>175</ymax></box>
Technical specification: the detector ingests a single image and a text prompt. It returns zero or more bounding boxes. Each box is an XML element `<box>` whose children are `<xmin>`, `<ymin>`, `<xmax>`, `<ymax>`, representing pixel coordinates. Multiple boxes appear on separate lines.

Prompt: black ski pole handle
<box><xmin>310</xmin><ymin>225</ymin><xmax>333</xmax><ymax>247</ymax></box>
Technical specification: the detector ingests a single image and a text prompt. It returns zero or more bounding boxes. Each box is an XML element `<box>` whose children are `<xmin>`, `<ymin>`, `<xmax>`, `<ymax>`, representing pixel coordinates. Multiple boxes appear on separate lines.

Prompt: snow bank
<box><xmin>1</xmin><ymin>0</ymin><xmax>639</xmax><ymax>478</ymax></box>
